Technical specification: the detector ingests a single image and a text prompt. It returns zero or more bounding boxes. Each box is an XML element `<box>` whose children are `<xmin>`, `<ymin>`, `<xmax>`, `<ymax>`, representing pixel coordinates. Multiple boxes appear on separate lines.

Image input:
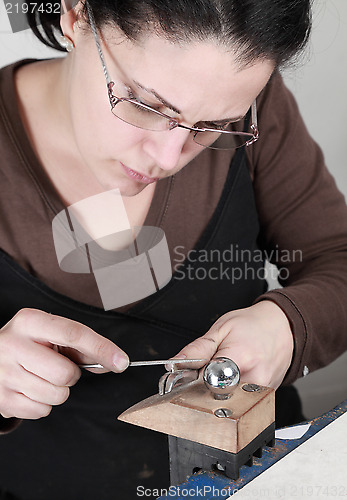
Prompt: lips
<box><xmin>121</xmin><ymin>163</ymin><xmax>159</xmax><ymax>184</ymax></box>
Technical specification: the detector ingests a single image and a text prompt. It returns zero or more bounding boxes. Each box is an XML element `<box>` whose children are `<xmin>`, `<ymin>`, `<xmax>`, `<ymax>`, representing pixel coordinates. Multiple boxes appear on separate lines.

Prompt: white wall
<box><xmin>0</xmin><ymin>0</ymin><xmax>346</xmax><ymax>419</ymax></box>
<box><xmin>284</xmin><ymin>0</ymin><xmax>347</xmax><ymax>192</ymax></box>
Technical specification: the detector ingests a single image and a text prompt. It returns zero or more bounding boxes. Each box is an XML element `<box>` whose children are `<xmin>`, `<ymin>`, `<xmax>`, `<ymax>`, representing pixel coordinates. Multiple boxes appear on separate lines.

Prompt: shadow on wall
<box><xmin>294</xmin><ymin>352</ymin><xmax>347</xmax><ymax>420</ymax></box>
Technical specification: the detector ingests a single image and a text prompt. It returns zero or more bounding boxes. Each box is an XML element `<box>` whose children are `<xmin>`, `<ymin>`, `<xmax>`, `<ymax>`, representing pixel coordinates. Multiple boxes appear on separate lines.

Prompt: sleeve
<box><xmin>247</xmin><ymin>71</ymin><xmax>347</xmax><ymax>385</ymax></box>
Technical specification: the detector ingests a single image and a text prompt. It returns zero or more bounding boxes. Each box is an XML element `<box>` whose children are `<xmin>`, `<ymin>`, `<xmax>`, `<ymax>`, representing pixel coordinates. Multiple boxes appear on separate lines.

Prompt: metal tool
<box><xmin>159</xmin><ymin>369</ymin><xmax>200</xmax><ymax>395</ymax></box>
<box><xmin>79</xmin><ymin>359</ymin><xmax>207</xmax><ymax>370</ymax></box>
<box><xmin>158</xmin><ymin>357</ymin><xmax>240</xmax><ymax>398</ymax></box>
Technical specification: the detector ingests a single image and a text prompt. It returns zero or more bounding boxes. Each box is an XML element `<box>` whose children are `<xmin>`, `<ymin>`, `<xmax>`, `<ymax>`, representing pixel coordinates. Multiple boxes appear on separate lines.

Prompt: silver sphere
<box><xmin>203</xmin><ymin>357</ymin><xmax>240</xmax><ymax>400</ymax></box>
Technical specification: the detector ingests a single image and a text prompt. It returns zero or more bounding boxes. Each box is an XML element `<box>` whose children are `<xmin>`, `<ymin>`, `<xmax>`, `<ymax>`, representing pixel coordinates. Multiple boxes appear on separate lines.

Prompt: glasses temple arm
<box><xmin>251</xmin><ymin>100</ymin><xmax>258</xmax><ymax>134</ymax></box>
<box><xmin>85</xmin><ymin>0</ymin><xmax>112</xmax><ymax>87</ymax></box>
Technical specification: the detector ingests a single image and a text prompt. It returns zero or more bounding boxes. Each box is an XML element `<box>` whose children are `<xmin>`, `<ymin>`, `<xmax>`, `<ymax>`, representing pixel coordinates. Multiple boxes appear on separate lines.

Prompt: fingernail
<box><xmin>113</xmin><ymin>354</ymin><xmax>129</xmax><ymax>372</ymax></box>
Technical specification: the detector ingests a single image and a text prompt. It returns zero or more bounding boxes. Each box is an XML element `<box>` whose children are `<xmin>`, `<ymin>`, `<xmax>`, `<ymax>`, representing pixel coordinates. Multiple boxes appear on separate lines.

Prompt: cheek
<box><xmin>68</xmin><ymin>73</ymin><xmax>145</xmax><ymax>158</ymax></box>
<box><xmin>177</xmin><ymin>141</ymin><xmax>206</xmax><ymax>170</ymax></box>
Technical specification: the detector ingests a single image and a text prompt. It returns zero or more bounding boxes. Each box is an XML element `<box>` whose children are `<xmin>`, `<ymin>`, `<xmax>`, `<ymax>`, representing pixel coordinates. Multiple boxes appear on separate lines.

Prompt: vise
<box><xmin>118</xmin><ymin>357</ymin><xmax>275</xmax><ymax>485</ymax></box>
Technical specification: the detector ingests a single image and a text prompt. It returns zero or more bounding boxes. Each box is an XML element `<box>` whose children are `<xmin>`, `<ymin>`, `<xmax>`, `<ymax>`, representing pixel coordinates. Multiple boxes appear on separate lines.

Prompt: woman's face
<box><xmin>61</xmin><ymin>19</ymin><xmax>274</xmax><ymax>196</ymax></box>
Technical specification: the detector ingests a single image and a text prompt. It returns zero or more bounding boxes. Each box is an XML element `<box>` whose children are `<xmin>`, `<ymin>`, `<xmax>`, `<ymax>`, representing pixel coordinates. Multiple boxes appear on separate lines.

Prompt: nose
<box><xmin>142</xmin><ymin>127</ymin><xmax>192</xmax><ymax>172</ymax></box>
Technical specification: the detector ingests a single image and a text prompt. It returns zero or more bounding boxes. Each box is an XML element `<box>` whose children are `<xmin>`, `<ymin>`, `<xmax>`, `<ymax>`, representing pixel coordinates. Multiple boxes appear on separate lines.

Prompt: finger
<box><xmin>0</xmin><ymin>390</ymin><xmax>52</xmax><ymax>420</ymax></box>
<box><xmin>59</xmin><ymin>349</ymin><xmax>110</xmax><ymax>374</ymax></box>
<box><xmin>15</xmin><ymin>309</ymin><xmax>129</xmax><ymax>373</ymax></box>
<box><xmin>11</xmin><ymin>366</ymin><xmax>71</xmax><ymax>406</ymax></box>
<box><xmin>14</xmin><ymin>339</ymin><xmax>81</xmax><ymax>387</ymax></box>
<box><xmin>174</xmin><ymin>315</ymin><xmax>238</xmax><ymax>361</ymax></box>
<box><xmin>174</xmin><ymin>335</ymin><xmax>219</xmax><ymax>362</ymax></box>
<box><xmin>240</xmin><ymin>366</ymin><xmax>273</xmax><ymax>388</ymax></box>
<box><xmin>211</xmin><ymin>345</ymin><xmax>241</xmax><ymax>367</ymax></box>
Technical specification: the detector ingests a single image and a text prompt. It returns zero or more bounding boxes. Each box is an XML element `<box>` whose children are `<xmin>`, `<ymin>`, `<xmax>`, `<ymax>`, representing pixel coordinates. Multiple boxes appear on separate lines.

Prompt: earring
<box><xmin>59</xmin><ymin>34</ymin><xmax>74</xmax><ymax>52</ymax></box>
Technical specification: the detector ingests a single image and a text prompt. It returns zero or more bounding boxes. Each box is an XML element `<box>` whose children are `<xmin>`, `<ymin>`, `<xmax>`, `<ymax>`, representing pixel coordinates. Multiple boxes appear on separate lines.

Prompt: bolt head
<box><xmin>214</xmin><ymin>408</ymin><xmax>233</xmax><ymax>418</ymax></box>
<box><xmin>242</xmin><ymin>383</ymin><xmax>261</xmax><ymax>392</ymax></box>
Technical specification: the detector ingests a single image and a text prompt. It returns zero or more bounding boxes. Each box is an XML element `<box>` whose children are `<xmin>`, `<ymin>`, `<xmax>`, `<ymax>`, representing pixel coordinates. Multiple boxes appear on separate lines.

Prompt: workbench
<box><xmin>157</xmin><ymin>399</ymin><xmax>347</xmax><ymax>499</ymax></box>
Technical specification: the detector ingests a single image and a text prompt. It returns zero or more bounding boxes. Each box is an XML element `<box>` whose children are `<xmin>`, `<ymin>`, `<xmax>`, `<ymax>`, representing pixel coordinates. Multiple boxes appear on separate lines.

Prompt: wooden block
<box><xmin>118</xmin><ymin>381</ymin><xmax>275</xmax><ymax>454</ymax></box>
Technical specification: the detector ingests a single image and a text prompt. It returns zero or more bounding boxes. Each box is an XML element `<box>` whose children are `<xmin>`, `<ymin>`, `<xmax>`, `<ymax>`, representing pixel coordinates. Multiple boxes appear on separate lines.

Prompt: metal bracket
<box><xmin>158</xmin><ymin>369</ymin><xmax>199</xmax><ymax>395</ymax></box>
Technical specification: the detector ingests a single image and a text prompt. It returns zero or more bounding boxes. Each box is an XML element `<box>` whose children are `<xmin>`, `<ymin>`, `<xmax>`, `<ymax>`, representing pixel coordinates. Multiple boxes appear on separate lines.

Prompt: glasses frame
<box><xmin>85</xmin><ymin>0</ymin><xmax>259</xmax><ymax>149</ymax></box>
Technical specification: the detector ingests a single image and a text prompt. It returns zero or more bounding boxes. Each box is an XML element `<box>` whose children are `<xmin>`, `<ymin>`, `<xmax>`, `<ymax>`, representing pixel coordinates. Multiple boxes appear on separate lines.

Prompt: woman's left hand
<box><xmin>175</xmin><ymin>301</ymin><xmax>294</xmax><ymax>389</ymax></box>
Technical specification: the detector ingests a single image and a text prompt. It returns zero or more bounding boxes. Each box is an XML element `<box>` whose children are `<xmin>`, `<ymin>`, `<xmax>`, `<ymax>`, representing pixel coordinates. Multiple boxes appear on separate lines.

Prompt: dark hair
<box><xmin>27</xmin><ymin>0</ymin><xmax>312</xmax><ymax>67</ymax></box>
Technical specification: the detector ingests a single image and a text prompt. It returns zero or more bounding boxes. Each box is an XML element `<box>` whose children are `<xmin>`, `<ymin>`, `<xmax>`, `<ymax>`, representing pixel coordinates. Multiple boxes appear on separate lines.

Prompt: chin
<box><xmin>122</xmin><ymin>185</ymin><xmax>147</xmax><ymax>197</ymax></box>
<box><xmin>101</xmin><ymin>178</ymin><xmax>148</xmax><ymax>197</ymax></box>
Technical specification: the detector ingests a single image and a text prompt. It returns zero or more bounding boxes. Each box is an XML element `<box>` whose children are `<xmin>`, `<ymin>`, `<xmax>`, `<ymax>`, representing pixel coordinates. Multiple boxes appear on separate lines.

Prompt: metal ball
<box><xmin>203</xmin><ymin>357</ymin><xmax>240</xmax><ymax>400</ymax></box>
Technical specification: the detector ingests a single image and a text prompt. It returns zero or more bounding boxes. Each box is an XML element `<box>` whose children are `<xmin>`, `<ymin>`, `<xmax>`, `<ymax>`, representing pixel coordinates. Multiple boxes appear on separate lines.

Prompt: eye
<box><xmin>130</xmin><ymin>101</ymin><xmax>157</xmax><ymax>114</ymax></box>
<box><xmin>126</xmin><ymin>87</ymin><xmax>162</xmax><ymax>112</ymax></box>
<box><xmin>197</xmin><ymin>121</ymin><xmax>231</xmax><ymax>131</ymax></box>
<box><xmin>198</xmin><ymin>116</ymin><xmax>244</xmax><ymax>131</ymax></box>
<box><xmin>209</xmin><ymin>123</ymin><xmax>230</xmax><ymax>131</ymax></box>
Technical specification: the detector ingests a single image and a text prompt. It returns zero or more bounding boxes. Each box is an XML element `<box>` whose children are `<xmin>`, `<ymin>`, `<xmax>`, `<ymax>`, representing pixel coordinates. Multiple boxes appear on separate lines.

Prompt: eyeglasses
<box><xmin>85</xmin><ymin>1</ymin><xmax>259</xmax><ymax>150</ymax></box>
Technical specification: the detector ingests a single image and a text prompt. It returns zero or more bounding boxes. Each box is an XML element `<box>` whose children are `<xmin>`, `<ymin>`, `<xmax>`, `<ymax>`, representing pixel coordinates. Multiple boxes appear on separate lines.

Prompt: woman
<box><xmin>0</xmin><ymin>0</ymin><xmax>346</xmax><ymax>498</ymax></box>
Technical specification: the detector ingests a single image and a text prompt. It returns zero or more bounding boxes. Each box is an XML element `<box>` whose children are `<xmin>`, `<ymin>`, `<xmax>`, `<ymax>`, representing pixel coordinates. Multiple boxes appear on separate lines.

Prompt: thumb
<box><xmin>174</xmin><ymin>335</ymin><xmax>219</xmax><ymax>364</ymax></box>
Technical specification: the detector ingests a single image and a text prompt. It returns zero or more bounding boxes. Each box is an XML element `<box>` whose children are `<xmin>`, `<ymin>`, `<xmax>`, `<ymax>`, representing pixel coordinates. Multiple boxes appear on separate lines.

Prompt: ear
<box><xmin>60</xmin><ymin>0</ymin><xmax>86</xmax><ymax>41</ymax></box>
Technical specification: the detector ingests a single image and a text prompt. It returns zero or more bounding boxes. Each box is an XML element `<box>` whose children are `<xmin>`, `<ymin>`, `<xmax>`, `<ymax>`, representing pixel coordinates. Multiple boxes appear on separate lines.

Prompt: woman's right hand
<box><xmin>0</xmin><ymin>308</ymin><xmax>129</xmax><ymax>420</ymax></box>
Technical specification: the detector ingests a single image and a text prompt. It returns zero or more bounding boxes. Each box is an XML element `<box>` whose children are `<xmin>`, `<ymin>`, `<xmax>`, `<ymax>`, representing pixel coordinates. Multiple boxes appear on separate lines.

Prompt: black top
<box><xmin>0</xmin><ymin>147</ymin><xmax>268</xmax><ymax>500</ymax></box>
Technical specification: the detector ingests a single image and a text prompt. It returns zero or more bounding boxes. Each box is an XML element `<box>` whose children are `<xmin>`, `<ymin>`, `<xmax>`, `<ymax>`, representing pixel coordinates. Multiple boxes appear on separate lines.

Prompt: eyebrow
<box><xmin>203</xmin><ymin>116</ymin><xmax>245</xmax><ymax>126</ymax></box>
<box><xmin>132</xmin><ymin>80</ymin><xmax>244</xmax><ymax>124</ymax></box>
<box><xmin>133</xmin><ymin>80</ymin><xmax>182</xmax><ymax>114</ymax></box>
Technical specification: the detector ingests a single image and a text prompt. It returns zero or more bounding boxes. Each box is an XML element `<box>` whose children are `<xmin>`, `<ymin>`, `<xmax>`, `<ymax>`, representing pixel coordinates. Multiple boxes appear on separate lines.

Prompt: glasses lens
<box><xmin>194</xmin><ymin>130</ymin><xmax>254</xmax><ymax>150</ymax></box>
<box><xmin>112</xmin><ymin>100</ymin><xmax>171</xmax><ymax>131</ymax></box>
<box><xmin>111</xmin><ymin>101</ymin><xmax>255</xmax><ymax>150</ymax></box>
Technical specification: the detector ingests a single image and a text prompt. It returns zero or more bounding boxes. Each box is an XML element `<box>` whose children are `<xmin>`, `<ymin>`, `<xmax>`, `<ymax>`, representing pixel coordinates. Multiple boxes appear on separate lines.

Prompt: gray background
<box><xmin>0</xmin><ymin>0</ymin><xmax>346</xmax><ymax>419</ymax></box>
